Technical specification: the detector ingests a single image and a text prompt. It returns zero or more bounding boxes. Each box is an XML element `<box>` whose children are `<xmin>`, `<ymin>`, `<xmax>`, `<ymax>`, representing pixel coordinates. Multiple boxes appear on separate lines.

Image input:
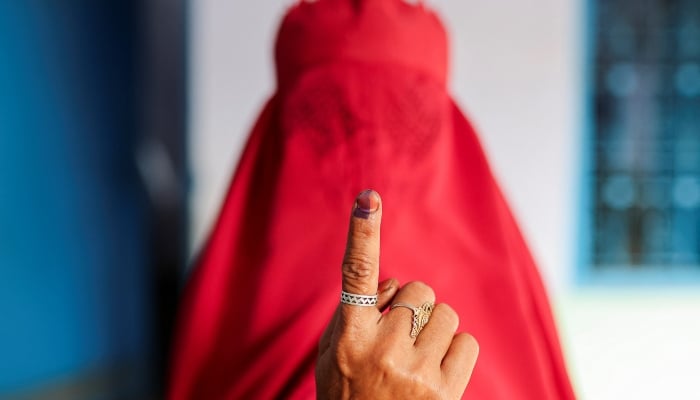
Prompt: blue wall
<box><xmin>0</xmin><ymin>2</ymin><xmax>152</xmax><ymax>394</ymax></box>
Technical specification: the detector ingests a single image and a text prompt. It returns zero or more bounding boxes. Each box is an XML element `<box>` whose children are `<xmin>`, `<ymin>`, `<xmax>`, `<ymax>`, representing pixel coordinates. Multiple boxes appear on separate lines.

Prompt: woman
<box><xmin>169</xmin><ymin>0</ymin><xmax>576</xmax><ymax>398</ymax></box>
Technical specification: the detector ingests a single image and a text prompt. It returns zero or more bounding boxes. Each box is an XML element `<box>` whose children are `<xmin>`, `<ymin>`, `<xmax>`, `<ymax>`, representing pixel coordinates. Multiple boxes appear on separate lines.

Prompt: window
<box><xmin>584</xmin><ymin>0</ymin><xmax>700</xmax><ymax>282</ymax></box>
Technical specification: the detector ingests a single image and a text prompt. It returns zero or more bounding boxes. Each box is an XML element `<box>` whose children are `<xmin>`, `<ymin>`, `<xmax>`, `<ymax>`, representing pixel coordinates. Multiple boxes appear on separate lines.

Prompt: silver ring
<box><xmin>340</xmin><ymin>290</ymin><xmax>378</xmax><ymax>306</ymax></box>
<box><xmin>390</xmin><ymin>302</ymin><xmax>434</xmax><ymax>338</ymax></box>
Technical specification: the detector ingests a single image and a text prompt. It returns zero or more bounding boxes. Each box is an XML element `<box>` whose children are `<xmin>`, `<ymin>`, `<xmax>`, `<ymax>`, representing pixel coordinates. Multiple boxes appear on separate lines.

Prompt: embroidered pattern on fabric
<box><xmin>281</xmin><ymin>64</ymin><xmax>446</xmax><ymax>198</ymax></box>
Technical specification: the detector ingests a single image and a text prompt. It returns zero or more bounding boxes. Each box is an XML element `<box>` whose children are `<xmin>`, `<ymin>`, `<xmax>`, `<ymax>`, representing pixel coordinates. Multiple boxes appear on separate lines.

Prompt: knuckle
<box><xmin>405</xmin><ymin>368</ymin><xmax>441</xmax><ymax>399</ymax></box>
<box><xmin>375</xmin><ymin>349</ymin><xmax>444</xmax><ymax>400</ymax></box>
<box><xmin>342</xmin><ymin>254</ymin><xmax>373</xmax><ymax>276</ymax></box>
<box><xmin>402</xmin><ymin>281</ymin><xmax>436</xmax><ymax>301</ymax></box>
<box><xmin>421</xmin><ymin>383</ymin><xmax>442</xmax><ymax>400</ymax></box>
<box><xmin>375</xmin><ymin>351</ymin><xmax>398</xmax><ymax>374</ymax></box>
<box><xmin>408</xmin><ymin>356</ymin><xmax>432</xmax><ymax>375</ymax></box>
<box><xmin>433</xmin><ymin>303</ymin><xmax>459</xmax><ymax>331</ymax></box>
<box><xmin>371</xmin><ymin>356</ymin><xmax>403</xmax><ymax>393</ymax></box>
<box><xmin>341</xmin><ymin>254</ymin><xmax>375</xmax><ymax>292</ymax></box>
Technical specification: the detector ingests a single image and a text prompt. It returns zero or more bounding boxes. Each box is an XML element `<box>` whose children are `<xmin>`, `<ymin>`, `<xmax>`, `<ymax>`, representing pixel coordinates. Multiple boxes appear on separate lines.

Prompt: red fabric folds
<box><xmin>169</xmin><ymin>1</ymin><xmax>576</xmax><ymax>398</ymax></box>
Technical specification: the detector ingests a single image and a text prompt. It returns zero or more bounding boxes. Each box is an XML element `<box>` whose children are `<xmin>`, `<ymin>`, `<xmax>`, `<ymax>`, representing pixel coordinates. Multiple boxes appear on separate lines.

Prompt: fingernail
<box><xmin>353</xmin><ymin>189</ymin><xmax>379</xmax><ymax>219</ymax></box>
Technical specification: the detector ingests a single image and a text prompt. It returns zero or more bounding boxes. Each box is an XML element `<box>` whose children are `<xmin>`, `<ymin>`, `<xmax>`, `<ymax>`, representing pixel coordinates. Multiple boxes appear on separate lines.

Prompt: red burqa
<box><xmin>169</xmin><ymin>1</ymin><xmax>576</xmax><ymax>399</ymax></box>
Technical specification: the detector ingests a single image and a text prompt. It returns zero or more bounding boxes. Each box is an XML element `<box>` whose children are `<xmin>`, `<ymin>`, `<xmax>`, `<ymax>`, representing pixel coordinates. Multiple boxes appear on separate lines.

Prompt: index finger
<box><xmin>340</xmin><ymin>189</ymin><xmax>382</xmax><ymax>311</ymax></box>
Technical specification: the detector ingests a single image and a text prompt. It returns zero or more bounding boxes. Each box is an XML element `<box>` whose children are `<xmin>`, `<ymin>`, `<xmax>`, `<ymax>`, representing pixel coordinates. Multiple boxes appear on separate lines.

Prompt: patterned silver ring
<box><xmin>390</xmin><ymin>302</ymin><xmax>434</xmax><ymax>338</ymax></box>
<box><xmin>341</xmin><ymin>290</ymin><xmax>378</xmax><ymax>307</ymax></box>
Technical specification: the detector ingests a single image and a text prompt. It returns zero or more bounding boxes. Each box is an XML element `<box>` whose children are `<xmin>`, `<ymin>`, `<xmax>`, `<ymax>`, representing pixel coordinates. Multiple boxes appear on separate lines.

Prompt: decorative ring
<box><xmin>390</xmin><ymin>302</ymin><xmax>434</xmax><ymax>338</ymax></box>
<box><xmin>341</xmin><ymin>290</ymin><xmax>378</xmax><ymax>306</ymax></box>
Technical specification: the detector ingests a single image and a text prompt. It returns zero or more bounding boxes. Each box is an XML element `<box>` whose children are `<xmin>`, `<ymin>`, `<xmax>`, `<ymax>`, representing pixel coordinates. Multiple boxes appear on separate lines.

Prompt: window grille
<box><xmin>589</xmin><ymin>0</ymin><xmax>700</xmax><ymax>272</ymax></box>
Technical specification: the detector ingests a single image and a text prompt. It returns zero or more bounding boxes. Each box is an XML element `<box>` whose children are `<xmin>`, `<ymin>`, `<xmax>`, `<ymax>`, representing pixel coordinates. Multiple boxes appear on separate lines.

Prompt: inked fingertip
<box><xmin>353</xmin><ymin>189</ymin><xmax>380</xmax><ymax>219</ymax></box>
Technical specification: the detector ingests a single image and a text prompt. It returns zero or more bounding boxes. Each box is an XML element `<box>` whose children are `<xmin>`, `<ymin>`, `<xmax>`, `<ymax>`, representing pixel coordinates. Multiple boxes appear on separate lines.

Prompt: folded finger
<box><xmin>441</xmin><ymin>332</ymin><xmax>479</xmax><ymax>397</ymax></box>
<box><xmin>376</xmin><ymin>278</ymin><xmax>399</xmax><ymax>311</ymax></box>
<box><xmin>381</xmin><ymin>281</ymin><xmax>436</xmax><ymax>342</ymax></box>
<box><xmin>414</xmin><ymin>303</ymin><xmax>459</xmax><ymax>358</ymax></box>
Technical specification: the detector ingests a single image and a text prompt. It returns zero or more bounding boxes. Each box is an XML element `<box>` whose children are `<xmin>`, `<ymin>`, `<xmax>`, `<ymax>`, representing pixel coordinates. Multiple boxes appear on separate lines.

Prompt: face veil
<box><xmin>169</xmin><ymin>1</ymin><xmax>576</xmax><ymax>399</ymax></box>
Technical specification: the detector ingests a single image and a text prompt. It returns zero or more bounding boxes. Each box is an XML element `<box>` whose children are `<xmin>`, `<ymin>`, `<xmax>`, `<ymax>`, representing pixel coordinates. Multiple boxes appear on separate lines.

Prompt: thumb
<box><xmin>341</xmin><ymin>189</ymin><xmax>382</xmax><ymax>302</ymax></box>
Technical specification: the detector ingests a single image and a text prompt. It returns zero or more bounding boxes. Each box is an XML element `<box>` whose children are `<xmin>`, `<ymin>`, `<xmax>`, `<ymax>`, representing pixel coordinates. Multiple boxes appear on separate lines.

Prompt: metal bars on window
<box><xmin>591</xmin><ymin>0</ymin><xmax>700</xmax><ymax>269</ymax></box>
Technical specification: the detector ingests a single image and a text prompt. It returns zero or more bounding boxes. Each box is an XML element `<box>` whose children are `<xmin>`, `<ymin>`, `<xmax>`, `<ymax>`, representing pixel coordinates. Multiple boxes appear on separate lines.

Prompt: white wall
<box><xmin>188</xmin><ymin>1</ymin><xmax>283</xmax><ymax>258</ymax></box>
<box><xmin>188</xmin><ymin>0</ymin><xmax>582</xmax><ymax>295</ymax></box>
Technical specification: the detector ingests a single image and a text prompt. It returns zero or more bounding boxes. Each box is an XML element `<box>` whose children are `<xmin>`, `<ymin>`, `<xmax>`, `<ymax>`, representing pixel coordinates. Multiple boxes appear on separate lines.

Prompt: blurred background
<box><xmin>0</xmin><ymin>1</ymin><xmax>186</xmax><ymax>399</ymax></box>
<box><xmin>1</xmin><ymin>0</ymin><xmax>699</xmax><ymax>399</ymax></box>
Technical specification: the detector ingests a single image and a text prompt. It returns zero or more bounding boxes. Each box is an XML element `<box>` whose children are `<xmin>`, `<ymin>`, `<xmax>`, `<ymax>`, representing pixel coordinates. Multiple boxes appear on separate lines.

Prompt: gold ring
<box><xmin>390</xmin><ymin>302</ymin><xmax>434</xmax><ymax>338</ymax></box>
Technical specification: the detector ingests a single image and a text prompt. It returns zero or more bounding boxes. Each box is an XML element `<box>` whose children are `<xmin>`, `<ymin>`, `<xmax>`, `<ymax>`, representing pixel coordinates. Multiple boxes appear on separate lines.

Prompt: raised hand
<box><xmin>315</xmin><ymin>190</ymin><xmax>479</xmax><ymax>399</ymax></box>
